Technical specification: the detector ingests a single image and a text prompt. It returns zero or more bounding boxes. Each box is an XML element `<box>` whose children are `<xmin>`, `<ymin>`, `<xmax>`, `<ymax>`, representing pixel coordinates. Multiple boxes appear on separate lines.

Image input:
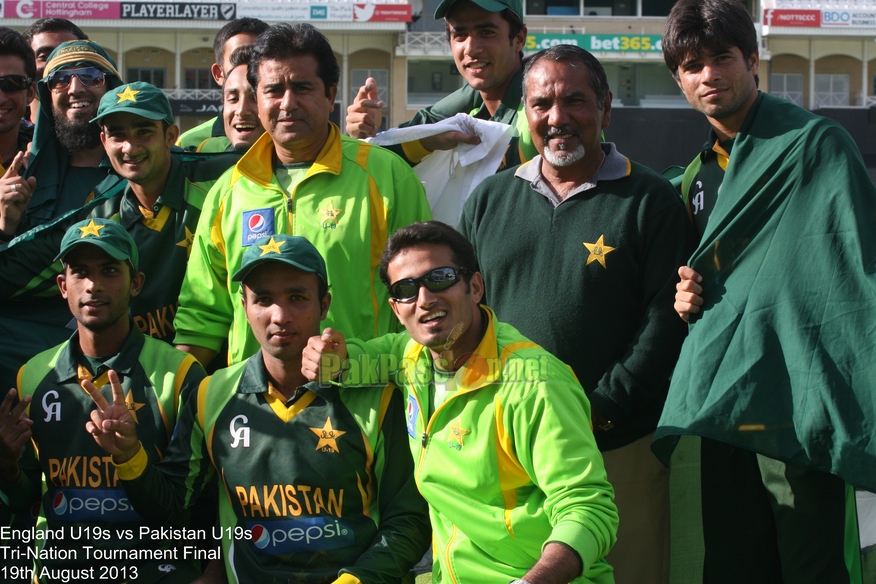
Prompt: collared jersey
<box><xmin>345</xmin><ymin>308</ymin><xmax>618</xmax><ymax>584</ymax></box>
<box><xmin>178</xmin><ymin>116</ymin><xmax>225</xmax><ymax>150</ymax></box>
<box><xmin>173</xmin><ymin>123</ymin><xmax>432</xmax><ymax>364</ymax></box>
<box><xmin>0</xmin><ymin>327</ymin><xmax>204</xmax><ymax>581</ymax></box>
<box><xmin>115</xmin><ymin>353</ymin><xmax>430</xmax><ymax>584</ymax></box>
<box><xmin>0</xmin><ymin>151</ymin><xmax>240</xmax><ymax>391</ymax></box>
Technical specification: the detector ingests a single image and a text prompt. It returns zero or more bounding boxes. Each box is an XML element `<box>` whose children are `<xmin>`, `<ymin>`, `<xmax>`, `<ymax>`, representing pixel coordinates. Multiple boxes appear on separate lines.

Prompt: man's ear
<box><xmin>211</xmin><ymin>62</ymin><xmax>224</xmax><ymax>86</ymax></box>
<box><xmin>469</xmin><ymin>272</ymin><xmax>485</xmax><ymax>305</ymax></box>
<box><xmin>130</xmin><ymin>271</ymin><xmax>146</xmax><ymax>297</ymax></box>
<box><xmin>57</xmin><ymin>272</ymin><xmax>68</xmax><ymax>299</ymax></box>
<box><xmin>320</xmin><ymin>293</ymin><xmax>331</xmax><ymax>320</ymax></box>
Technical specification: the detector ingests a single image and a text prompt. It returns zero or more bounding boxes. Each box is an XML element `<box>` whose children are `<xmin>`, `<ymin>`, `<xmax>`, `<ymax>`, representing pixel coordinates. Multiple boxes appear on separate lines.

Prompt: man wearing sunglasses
<box><xmin>0</xmin><ymin>28</ymin><xmax>38</xmax><ymax>238</ymax></box>
<box><xmin>20</xmin><ymin>40</ymin><xmax>122</xmax><ymax>231</ymax></box>
<box><xmin>303</xmin><ymin>221</ymin><xmax>618</xmax><ymax>584</ymax></box>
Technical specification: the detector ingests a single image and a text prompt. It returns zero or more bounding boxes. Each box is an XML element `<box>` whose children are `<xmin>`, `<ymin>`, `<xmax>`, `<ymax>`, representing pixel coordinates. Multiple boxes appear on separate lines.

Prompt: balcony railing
<box><xmin>163</xmin><ymin>88</ymin><xmax>222</xmax><ymax>100</ymax></box>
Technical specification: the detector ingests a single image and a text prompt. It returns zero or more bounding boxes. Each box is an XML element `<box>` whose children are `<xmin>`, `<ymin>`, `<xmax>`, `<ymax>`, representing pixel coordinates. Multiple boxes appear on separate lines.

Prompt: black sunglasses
<box><xmin>389</xmin><ymin>267</ymin><xmax>471</xmax><ymax>302</ymax></box>
<box><xmin>47</xmin><ymin>67</ymin><xmax>106</xmax><ymax>91</ymax></box>
<box><xmin>0</xmin><ymin>75</ymin><xmax>32</xmax><ymax>93</ymax></box>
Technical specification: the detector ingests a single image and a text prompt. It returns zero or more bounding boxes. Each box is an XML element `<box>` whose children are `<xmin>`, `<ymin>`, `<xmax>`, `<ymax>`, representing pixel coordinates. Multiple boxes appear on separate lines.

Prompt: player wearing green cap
<box><xmin>0</xmin><ymin>82</ymin><xmax>238</xmax><ymax>392</ymax></box>
<box><xmin>346</xmin><ymin>0</ymin><xmax>535</xmax><ymax>169</ymax></box>
<box><xmin>86</xmin><ymin>233</ymin><xmax>431</xmax><ymax>584</ymax></box>
<box><xmin>0</xmin><ymin>218</ymin><xmax>207</xmax><ymax>584</ymax></box>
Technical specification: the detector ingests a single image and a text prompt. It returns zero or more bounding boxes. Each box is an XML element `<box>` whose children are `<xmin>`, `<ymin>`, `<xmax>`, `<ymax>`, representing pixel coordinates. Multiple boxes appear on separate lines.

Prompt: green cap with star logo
<box><xmin>232</xmin><ymin>235</ymin><xmax>328</xmax><ymax>284</ymax></box>
<box><xmin>434</xmin><ymin>0</ymin><xmax>522</xmax><ymax>19</ymax></box>
<box><xmin>55</xmin><ymin>218</ymin><xmax>139</xmax><ymax>271</ymax></box>
<box><xmin>91</xmin><ymin>81</ymin><xmax>175</xmax><ymax>126</ymax></box>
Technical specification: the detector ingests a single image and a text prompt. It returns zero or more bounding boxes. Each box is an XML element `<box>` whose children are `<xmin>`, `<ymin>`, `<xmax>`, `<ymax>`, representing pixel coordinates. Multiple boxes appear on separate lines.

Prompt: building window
<box><xmin>407</xmin><ymin>60</ymin><xmax>462</xmax><ymax>107</ymax></box>
<box><xmin>184</xmin><ymin>68</ymin><xmax>213</xmax><ymax>90</ymax></box>
<box><xmin>351</xmin><ymin>69</ymin><xmax>388</xmax><ymax>104</ymax></box>
<box><xmin>128</xmin><ymin>67</ymin><xmax>166</xmax><ymax>88</ymax></box>
<box><xmin>814</xmin><ymin>74</ymin><xmax>849</xmax><ymax>107</ymax></box>
<box><xmin>770</xmin><ymin>73</ymin><xmax>804</xmax><ymax>107</ymax></box>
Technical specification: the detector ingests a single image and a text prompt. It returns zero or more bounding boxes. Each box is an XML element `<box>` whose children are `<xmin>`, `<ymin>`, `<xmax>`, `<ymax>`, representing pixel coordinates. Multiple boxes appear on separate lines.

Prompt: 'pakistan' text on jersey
<box><xmin>116</xmin><ymin>353</ymin><xmax>430</xmax><ymax>583</ymax></box>
<box><xmin>0</xmin><ymin>327</ymin><xmax>205</xmax><ymax>582</ymax></box>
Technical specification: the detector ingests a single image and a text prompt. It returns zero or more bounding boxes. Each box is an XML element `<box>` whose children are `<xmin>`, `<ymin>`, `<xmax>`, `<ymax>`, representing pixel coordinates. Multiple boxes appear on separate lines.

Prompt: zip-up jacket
<box><xmin>173</xmin><ymin>123</ymin><xmax>432</xmax><ymax>364</ymax></box>
<box><xmin>344</xmin><ymin>308</ymin><xmax>618</xmax><ymax>584</ymax></box>
<box><xmin>115</xmin><ymin>352</ymin><xmax>431</xmax><ymax>584</ymax></box>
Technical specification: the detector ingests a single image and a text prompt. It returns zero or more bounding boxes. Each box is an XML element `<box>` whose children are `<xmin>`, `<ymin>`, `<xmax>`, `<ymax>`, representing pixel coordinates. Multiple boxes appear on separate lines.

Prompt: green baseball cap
<box><xmin>434</xmin><ymin>0</ymin><xmax>522</xmax><ymax>19</ymax></box>
<box><xmin>55</xmin><ymin>218</ymin><xmax>139</xmax><ymax>271</ymax></box>
<box><xmin>91</xmin><ymin>81</ymin><xmax>174</xmax><ymax>126</ymax></box>
<box><xmin>232</xmin><ymin>234</ymin><xmax>328</xmax><ymax>284</ymax></box>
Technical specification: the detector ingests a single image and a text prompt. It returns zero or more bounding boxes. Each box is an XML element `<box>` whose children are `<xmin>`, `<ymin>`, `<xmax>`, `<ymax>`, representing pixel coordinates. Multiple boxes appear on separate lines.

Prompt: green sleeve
<box><xmin>173</xmin><ymin>176</ymin><xmax>235</xmax><ymax>352</ymax></box>
<box><xmin>383</xmin><ymin>86</ymin><xmax>480</xmax><ymax>166</ymax></box>
<box><xmin>341</xmin><ymin>389</ymin><xmax>431</xmax><ymax>583</ymax></box>
<box><xmin>120</xmin><ymin>378</ymin><xmax>215</xmax><ymax>524</ymax></box>
<box><xmin>508</xmin><ymin>368</ymin><xmax>618</xmax><ymax>574</ymax></box>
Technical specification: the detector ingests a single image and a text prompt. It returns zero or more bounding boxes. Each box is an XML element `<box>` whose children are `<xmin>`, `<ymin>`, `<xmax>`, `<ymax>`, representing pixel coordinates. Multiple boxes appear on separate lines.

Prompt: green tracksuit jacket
<box><xmin>115</xmin><ymin>352</ymin><xmax>431</xmax><ymax>584</ymax></box>
<box><xmin>0</xmin><ymin>327</ymin><xmax>204</xmax><ymax>581</ymax></box>
<box><xmin>343</xmin><ymin>308</ymin><xmax>618</xmax><ymax>584</ymax></box>
<box><xmin>173</xmin><ymin>124</ymin><xmax>432</xmax><ymax>364</ymax></box>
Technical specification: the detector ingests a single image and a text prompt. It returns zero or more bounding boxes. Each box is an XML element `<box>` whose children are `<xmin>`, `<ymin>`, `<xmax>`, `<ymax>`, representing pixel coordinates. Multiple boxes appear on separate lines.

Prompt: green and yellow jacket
<box><xmin>344</xmin><ymin>308</ymin><xmax>618</xmax><ymax>584</ymax></box>
<box><xmin>173</xmin><ymin>124</ymin><xmax>432</xmax><ymax>364</ymax></box>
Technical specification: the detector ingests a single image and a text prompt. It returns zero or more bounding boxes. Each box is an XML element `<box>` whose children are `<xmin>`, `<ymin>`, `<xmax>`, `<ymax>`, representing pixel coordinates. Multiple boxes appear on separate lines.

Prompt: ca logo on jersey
<box><xmin>42</xmin><ymin>390</ymin><xmax>61</xmax><ymax>422</ymax></box>
<box><xmin>241</xmin><ymin>208</ymin><xmax>275</xmax><ymax>247</ymax></box>
<box><xmin>230</xmin><ymin>414</ymin><xmax>251</xmax><ymax>448</ymax></box>
<box><xmin>692</xmin><ymin>180</ymin><xmax>705</xmax><ymax>215</ymax></box>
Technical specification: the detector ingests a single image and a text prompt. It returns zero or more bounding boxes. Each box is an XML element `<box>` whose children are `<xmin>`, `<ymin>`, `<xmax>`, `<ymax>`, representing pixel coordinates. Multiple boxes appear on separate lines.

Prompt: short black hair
<box><xmin>22</xmin><ymin>18</ymin><xmax>87</xmax><ymax>45</ymax></box>
<box><xmin>247</xmin><ymin>23</ymin><xmax>339</xmax><ymax>98</ymax></box>
<box><xmin>212</xmin><ymin>18</ymin><xmax>269</xmax><ymax>68</ymax></box>
<box><xmin>0</xmin><ymin>28</ymin><xmax>36</xmax><ymax>79</ymax></box>
<box><xmin>444</xmin><ymin>2</ymin><xmax>526</xmax><ymax>58</ymax></box>
<box><xmin>522</xmin><ymin>44</ymin><xmax>609</xmax><ymax>107</ymax></box>
<box><xmin>379</xmin><ymin>222</ymin><xmax>479</xmax><ymax>290</ymax></box>
<box><xmin>663</xmin><ymin>0</ymin><xmax>758</xmax><ymax>81</ymax></box>
<box><xmin>228</xmin><ymin>44</ymin><xmax>254</xmax><ymax>72</ymax></box>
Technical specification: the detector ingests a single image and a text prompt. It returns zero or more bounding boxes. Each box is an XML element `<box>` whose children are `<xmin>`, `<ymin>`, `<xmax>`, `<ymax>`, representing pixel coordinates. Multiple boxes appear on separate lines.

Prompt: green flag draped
<box><xmin>653</xmin><ymin>92</ymin><xmax>876</xmax><ymax>490</ymax></box>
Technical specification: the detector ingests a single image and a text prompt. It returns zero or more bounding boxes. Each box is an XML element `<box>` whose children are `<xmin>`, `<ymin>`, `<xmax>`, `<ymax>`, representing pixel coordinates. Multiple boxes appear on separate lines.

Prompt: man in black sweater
<box><xmin>459</xmin><ymin>44</ymin><xmax>695</xmax><ymax>584</ymax></box>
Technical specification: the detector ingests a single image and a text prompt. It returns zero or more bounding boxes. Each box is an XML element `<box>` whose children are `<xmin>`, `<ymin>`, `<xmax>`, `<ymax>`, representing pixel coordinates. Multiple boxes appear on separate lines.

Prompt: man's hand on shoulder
<box><xmin>0</xmin><ymin>388</ymin><xmax>32</xmax><ymax>482</ymax></box>
<box><xmin>302</xmin><ymin>328</ymin><xmax>348</xmax><ymax>384</ymax></box>
<box><xmin>346</xmin><ymin>78</ymin><xmax>384</xmax><ymax>139</ymax></box>
<box><xmin>83</xmin><ymin>370</ymin><xmax>141</xmax><ymax>464</ymax></box>
<box><xmin>675</xmin><ymin>266</ymin><xmax>704</xmax><ymax>322</ymax></box>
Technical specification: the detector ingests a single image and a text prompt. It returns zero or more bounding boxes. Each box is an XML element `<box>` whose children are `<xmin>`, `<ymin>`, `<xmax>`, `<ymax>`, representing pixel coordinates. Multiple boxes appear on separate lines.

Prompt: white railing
<box><xmin>397</xmin><ymin>32</ymin><xmax>448</xmax><ymax>55</ymax></box>
<box><xmin>163</xmin><ymin>89</ymin><xmax>222</xmax><ymax>100</ymax></box>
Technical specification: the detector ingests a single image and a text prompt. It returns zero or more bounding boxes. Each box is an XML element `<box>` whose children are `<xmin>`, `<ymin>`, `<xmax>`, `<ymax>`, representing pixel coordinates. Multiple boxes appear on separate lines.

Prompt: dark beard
<box><xmin>54</xmin><ymin>115</ymin><xmax>102</xmax><ymax>152</ymax></box>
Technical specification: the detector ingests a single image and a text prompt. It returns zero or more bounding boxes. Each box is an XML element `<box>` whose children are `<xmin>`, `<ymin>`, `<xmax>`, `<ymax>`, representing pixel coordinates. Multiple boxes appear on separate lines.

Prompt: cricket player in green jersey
<box><xmin>87</xmin><ymin>234</ymin><xmax>431</xmax><ymax>584</ymax></box>
<box><xmin>0</xmin><ymin>218</ymin><xmax>206</xmax><ymax>583</ymax></box>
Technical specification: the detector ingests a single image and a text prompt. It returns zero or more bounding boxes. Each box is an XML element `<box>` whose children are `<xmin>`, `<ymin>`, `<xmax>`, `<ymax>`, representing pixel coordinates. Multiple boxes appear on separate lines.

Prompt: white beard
<box><xmin>542</xmin><ymin>143</ymin><xmax>585</xmax><ymax>167</ymax></box>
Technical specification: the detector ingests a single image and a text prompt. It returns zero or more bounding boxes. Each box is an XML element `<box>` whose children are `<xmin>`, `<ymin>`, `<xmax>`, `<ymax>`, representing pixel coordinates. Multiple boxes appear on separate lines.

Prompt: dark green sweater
<box><xmin>459</xmin><ymin>155</ymin><xmax>695</xmax><ymax>451</ymax></box>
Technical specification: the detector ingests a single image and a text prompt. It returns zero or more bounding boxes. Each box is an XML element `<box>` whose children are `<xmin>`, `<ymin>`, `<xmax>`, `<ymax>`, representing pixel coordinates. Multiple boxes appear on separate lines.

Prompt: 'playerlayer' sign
<box><xmin>120</xmin><ymin>2</ymin><xmax>235</xmax><ymax>19</ymax></box>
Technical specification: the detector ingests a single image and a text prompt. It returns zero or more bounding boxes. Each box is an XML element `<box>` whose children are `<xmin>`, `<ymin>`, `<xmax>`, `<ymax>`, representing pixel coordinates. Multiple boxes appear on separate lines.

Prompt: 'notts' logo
<box><xmin>230</xmin><ymin>414</ymin><xmax>251</xmax><ymax>448</ymax></box>
<box><xmin>42</xmin><ymin>390</ymin><xmax>61</xmax><ymax>422</ymax></box>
